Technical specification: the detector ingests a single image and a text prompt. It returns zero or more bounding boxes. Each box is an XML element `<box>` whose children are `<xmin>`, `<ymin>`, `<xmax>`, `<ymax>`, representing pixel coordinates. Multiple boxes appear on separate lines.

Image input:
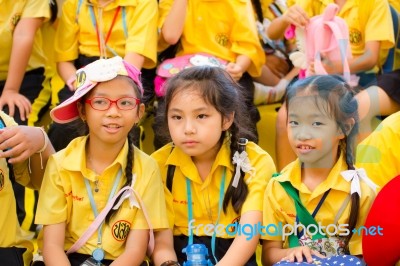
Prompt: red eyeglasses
<box><xmin>85</xmin><ymin>97</ymin><xmax>140</xmax><ymax>111</ymax></box>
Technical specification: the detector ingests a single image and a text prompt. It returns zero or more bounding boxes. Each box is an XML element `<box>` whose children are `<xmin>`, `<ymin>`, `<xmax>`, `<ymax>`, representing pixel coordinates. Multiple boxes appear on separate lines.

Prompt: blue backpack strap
<box><xmin>121</xmin><ymin>7</ymin><xmax>128</xmax><ymax>38</ymax></box>
<box><xmin>75</xmin><ymin>0</ymin><xmax>84</xmax><ymax>23</ymax></box>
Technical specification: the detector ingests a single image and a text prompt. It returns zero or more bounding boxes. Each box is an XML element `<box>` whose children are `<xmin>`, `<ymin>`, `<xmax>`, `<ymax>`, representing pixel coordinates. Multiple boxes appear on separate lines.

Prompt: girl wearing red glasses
<box><xmin>35</xmin><ymin>56</ymin><xmax>169</xmax><ymax>266</ymax></box>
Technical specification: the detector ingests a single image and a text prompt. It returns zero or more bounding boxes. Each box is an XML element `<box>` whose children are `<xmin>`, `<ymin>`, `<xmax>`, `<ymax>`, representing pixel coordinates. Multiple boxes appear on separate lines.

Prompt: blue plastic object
<box><xmin>182</xmin><ymin>244</ymin><xmax>213</xmax><ymax>266</ymax></box>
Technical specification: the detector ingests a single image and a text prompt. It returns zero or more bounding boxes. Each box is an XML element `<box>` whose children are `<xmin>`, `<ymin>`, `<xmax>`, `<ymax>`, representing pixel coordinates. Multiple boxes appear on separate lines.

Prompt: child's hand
<box><xmin>225</xmin><ymin>62</ymin><xmax>244</xmax><ymax>81</ymax></box>
<box><xmin>265</xmin><ymin>54</ymin><xmax>291</xmax><ymax>78</ymax></box>
<box><xmin>0</xmin><ymin>126</ymin><xmax>45</xmax><ymax>164</ymax></box>
<box><xmin>0</xmin><ymin>90</ymin><xmax>32</xmax><ymax>122</ymax></box>
<box><xmin>281</xmin><ymin>246</ymin><xmax>325</xmax><ymax>263</ymax></box>
<box><xmin>283</xmin><ymin>5</ymin><xmax>309</xmax><ymax>28</ymax></box>
<box><xmin>66</xmin><ymin>75</ymin><xmax>77</xmax><ymax>91</ymax></box>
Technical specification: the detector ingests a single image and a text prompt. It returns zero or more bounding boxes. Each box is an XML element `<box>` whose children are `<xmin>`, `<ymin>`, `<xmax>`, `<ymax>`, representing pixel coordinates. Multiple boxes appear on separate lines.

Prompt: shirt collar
<box><xmin>62</xmin><ymin>136</ymin><xmax>128</xmax><ymax>180</ymax></box>
<box><xmin>166</xmin><ymin>139</ymin><xmax>234</xmax><ymax>183</ymax></box>
<box><xmin>277</xmin><ymin>152</ymin><xmax>351</xmax><ymax>196</ymax></box>
<box><xmin>87</xmin><ymin>0</ymin><xmax>138</xmax><ymax>9</ymax></box>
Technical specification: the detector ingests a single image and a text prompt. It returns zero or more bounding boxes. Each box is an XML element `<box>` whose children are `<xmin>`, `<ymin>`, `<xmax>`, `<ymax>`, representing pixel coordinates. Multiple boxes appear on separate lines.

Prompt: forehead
<box><xmin>170</xmin><ymin>87</ymin><xmax>207</xmax><ymax>106</ymax></box>
<box><xmin>288</xmin><ymin>95</ymin><xmax>331</xmax><ymax>117</ymax></box>
<box><xmin>90</xmin><ymin>76</ymin><xmax>137</xmax><ymax>96</ymax></box>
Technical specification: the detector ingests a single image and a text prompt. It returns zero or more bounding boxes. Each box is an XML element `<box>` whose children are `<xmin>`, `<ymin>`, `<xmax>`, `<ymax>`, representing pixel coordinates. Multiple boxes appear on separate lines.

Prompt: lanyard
<box><xmin>84</xmin><ymin>168</ymin><xmax>123</xmax><ymax>247</ymax></box>
<box><xmin>88</xmin><ymin>5</ymin><xmax>121</xmax><ymax>57</ymax></box>
<box><xmin>186</xmin><ymin>168</ymin><xmax>226</xmax><ymax>264</ymax></box>
<box><xmin>295</xmin><ymin>189</ymin><xmax>331</xmax><ymax>238</ymax></box>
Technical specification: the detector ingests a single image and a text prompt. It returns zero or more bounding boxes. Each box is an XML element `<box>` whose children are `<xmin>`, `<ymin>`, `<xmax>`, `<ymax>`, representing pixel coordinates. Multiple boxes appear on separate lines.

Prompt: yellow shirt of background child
<box><xmin>158</xmin><ymin>0</ymin><xmax>265</xmax><ymax>77</ymax></box>
<box><xmin>0</xmin><ymin>0</ymin><xmax>50</xmax><ymax>80</ymax></box>
<box><xmin>55</xmin><ymin>0</ymin><xmax>158</xmax><ymax>69</ymax></box>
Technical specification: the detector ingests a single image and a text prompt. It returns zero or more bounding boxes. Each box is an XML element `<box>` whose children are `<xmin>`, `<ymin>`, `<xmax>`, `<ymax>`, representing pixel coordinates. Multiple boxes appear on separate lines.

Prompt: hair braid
<box><xmin>223</xmin><ymin>125</ymin><xmax>249</xmax><ymax>214</ymax></box>
<box><xmin>106</xmin><ymin>129</ymin><xmax>135</xmax><ymax>224</ymax></box>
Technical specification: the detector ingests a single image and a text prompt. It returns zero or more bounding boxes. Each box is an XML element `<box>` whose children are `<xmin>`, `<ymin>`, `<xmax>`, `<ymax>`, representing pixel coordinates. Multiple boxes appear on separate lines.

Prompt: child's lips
<box><xmin>183</xmin><ymin>140</ymin><xmax>198</xmax><ymax>147</ymax></box>
<box><xmin>296</xmin><ymin>144</ymin><xmax>315</xmax><ymax>154</ymax></box>
<box><xmin>103</xmin><ymin>124</ymin><xmax>122</xmax><ymax>133</ymax></box>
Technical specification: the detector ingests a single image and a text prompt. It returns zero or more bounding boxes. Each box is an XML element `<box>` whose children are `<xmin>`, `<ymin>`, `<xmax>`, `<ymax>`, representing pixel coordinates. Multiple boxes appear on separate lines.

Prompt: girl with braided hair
<box><xmin>261</xmin><ymin>75</ymin><xmax>377</xmax><ymax>265</ymax></box>
<box><xmin>151</xmin><ymin>66</ymin><xmax>276</xmax><ymax>266</ymax></box>
<box><xmin>35</xmin><ymin>56</ymin><xmax>169</xmax><ymax>266</ymax></box>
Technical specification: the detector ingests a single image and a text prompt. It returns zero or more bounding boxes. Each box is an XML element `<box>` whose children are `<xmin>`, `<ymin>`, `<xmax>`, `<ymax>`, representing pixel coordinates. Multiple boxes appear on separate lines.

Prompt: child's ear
<box><xmin>222</xmin><ymin>112</ymin><xmax>235</xmax><ymax>131</ymax></box>
<box><xmin>77</xmin><ymin>101</ymin><xmax>86</xmax><ymax>121</ymax></box>
<box><xmin>137</xmin><ymin>103</ymin><xmax>145</xmax><ymax>122</ymax></box>
<box><xmin>339</xmin><ymin>118</ymin><xmax>356</xmax><ymax>137</ymax></box>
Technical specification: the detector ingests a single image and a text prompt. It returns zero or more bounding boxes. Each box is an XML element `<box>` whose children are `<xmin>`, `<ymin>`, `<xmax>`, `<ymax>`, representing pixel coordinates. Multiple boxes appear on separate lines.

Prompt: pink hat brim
<box><xmin>50</xmin><ymin>83</ymin><xmax>97</xmax><ymax>124</ymax></box>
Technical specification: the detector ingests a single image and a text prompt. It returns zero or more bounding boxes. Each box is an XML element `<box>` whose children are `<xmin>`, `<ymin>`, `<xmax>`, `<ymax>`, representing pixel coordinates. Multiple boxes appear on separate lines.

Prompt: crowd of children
<box><xmin>1</xmin><ymin>0</ymin><xmax>400</xmax><ymax>265</ymax></box>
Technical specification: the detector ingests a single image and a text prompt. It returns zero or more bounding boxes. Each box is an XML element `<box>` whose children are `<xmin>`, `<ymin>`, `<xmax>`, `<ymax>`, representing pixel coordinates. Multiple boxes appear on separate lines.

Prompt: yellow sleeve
<box><xmin>157</xmin><ymin>0</ymin><xmax>174</xmax><ymax>52</ymax></box>
<box><xmin>125</xmin><ymin>0</ymin><xmax>159</xmax><ymax>69</ymax></box>
<box><xmin>389</xmin><ymin>0</ymin><xmax>400</xmax><ymax>13</ymax></box>
<box><xmin>364</xmin><ymin>0</ymin><xmax>394</xmax><ymax>50</ymax></box>
<box><xmin>151</xmin><ymin>144</ymin><xmax>176</xmax><ymax>228</ymax></box>
<box><xmin>132</xmin><ymin>157</ymin><xmax>169</xmax><ymax>229</ymax></box>
<box><xmin>230</xmin><ymin>0</ymin><xmax>265</xmax><ymax>77</ymax></box>
<box><xmin>241</xmin><ymin>146</ymin><xmax>276</xmax><ymax>214</ymax></box>
<box><xmin>356</xmin><ymin>125</ymin><xmax>400</xmax><ymax>189</ymax></box>
<box><xmin>261</xmin><ymin>179</ymin><xmax>290</xmax><ymax>241</ymax></box>
<box><xmin>22</xmin><ymin>0</ymin><xmax>50</xmax><ymax>20</ymax></box>
<box><xmin>35</xmin><ymin>155</ymin><xmax>69</xmax><ymax>225</ymax></box>
<box><xmin>55</xmin><ymin>0</ymin><xmax>80</xmax><ymax>62</ymax></box>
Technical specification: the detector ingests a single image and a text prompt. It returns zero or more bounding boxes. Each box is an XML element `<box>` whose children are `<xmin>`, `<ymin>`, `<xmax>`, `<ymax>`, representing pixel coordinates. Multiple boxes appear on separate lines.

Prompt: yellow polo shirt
<box><xmin>0</xmin><ymin>112</ymin><xmax>34</xmax><ymax>265</ymax></box>
<box><xmin>262</xmin><ymin>153</ymin><xmax>375</xmax><ymax>255</ymax></box>
<box><xmin>158</xmin><ymin>0</ymin><xmax>265</xmax><ymax>77</ymax></box>
<box><xmin>356</xmin><ymin>111</ymin><xmax>400</xmax><ymax>189</ymax></box>
<box><xmin>35</xmin><ymin>136</ymin><xmax>168</xmax><ymax>259</ymax></box>
<box><xmin>55</xmin><ymin>0</ymin><xmax>158</xmax><ymax>69</ymax></box>
<box><xmin>288</xmin><ymin>0</ymin><xmax>394</xmax><ymax>71</ymax></box>
<box><xmin>389</xmin><ymin>0</ymin><xmax>400</xmax><ymax>13</ymax></box>
<box><xmin>151</xmin><ymin>140</ymin><xmax>276</xmax><ymax>238</ymax></box>
<box><xmin>0</xmin><ymin>0</ymin><xmax>50</xmax><ymax>80</ymax></box>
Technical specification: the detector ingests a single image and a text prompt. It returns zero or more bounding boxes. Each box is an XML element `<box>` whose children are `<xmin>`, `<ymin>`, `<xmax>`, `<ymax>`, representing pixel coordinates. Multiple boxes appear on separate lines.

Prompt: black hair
<box><xmin>252</xmin><ymin>0</ymin><xmax>264</xmax><ymax>23</ymax></box>
<box><xmin>285</xmin><ymin>75</ymin><xmax>360</xmax><ymax>253</ymax></box>
<box><xmin>49</xmin><ymin>0</ymin><xmax>58</xmax><ymax>24</ymax></box>
<box><xmin>78</xmin><ymin>75</ymin><xmax>143</xmax><ymax>223</ymax></box>
<box><xmin>158</xmin><ymin>66</ymin><xmax>256</xmax><ymax>214</ymax></box>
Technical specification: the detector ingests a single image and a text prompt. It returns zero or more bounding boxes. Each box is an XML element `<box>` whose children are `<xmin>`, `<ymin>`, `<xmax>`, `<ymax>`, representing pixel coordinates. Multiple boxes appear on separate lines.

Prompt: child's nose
<box><xmin>184</xmin><ymin>120</ymin><xmax>196</xmax><ymax>135</ymax></box>
<box><xmin>296</xmin><ymin>125</ymin><xmax>312</xmax><ymax>140</ymax></box>
<box><xmin>106</xmin><ymin>102</ymin><xmax>121</xmax><ymax>116</ymax></box>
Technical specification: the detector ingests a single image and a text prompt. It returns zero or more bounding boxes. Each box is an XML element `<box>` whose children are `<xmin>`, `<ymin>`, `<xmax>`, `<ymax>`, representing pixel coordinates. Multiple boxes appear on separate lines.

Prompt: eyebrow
<box><xmin>288</xmin><ymin>113</ymin><xmax>326</xmax><ymax>119</ymax></box>
<box><xmin>92</xmin><ymin>92</ymin><xmax>136</xmax><ymax>98</ymax></box>
<box><xmin>169</xmin><ymin>107</ymin><xmax>209</xmax><ymax>113</ymax></box>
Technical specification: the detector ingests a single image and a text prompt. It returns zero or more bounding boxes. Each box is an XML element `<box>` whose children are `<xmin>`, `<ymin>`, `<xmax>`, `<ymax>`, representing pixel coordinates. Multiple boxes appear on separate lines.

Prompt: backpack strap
<box><xmin>75</xmin><ymin>0</ymin><xmax>84</xmax><ymax>23</ymax></box>
<box><xmin>334</xmin><ymin>194</ymin><xmax>351</xmax><ymax>225</ymax></box>
<box><xmin>166</xmin><ymin>164</ymin><xmax>175</xmax><ymax>192</ymax></box>
<box><xmin>67</xmin><ymin>185</ymin><xmax>155</xmax><ymax>256</ymax></box>
<box><xmin>166</xmin><ymin>145</ymin><xmax>175</xmax><ymax>192</ymax></box>
<box><xmin>272</xmin><ymin>174</ymin><xmax>327</xmax><ymax>247</ymax></box>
